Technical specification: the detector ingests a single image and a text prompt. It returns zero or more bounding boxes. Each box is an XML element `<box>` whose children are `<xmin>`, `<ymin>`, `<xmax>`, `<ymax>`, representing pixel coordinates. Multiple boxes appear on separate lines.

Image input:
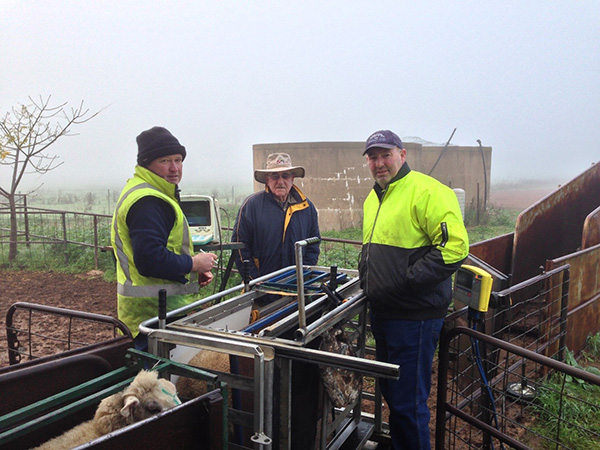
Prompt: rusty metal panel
<box><xmin>582</xmin><ymin>205</ymin><xmax>600</xmax><ymax>249</ymax></box>
<box><xmin>511</xmin><ymin>163</ymin><xmax>600</xmax><ymax>285</ymax></box>
<box><xmin>546</xmin><ymin>243</ymin><xmax>600</xmax><ymax>353</ymax></box>
<box><xmin>564</xmin><ymin>297</ymin><xmax>600</xmax><ymax>355</ymax></box>
<box><xmin>469</xmin><ymin>232</ymin><xmax>514</xmax><ymax>275</ymax></box>
<box><xmin>549</xmin><ymin>243</ymin><xmax>600</xmax><ymax>308</ymax></box>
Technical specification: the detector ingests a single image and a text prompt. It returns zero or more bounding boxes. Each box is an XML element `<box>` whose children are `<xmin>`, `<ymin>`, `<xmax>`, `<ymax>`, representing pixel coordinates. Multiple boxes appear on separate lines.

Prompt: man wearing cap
<box><xmin>232</xmin><ymin>152</ymin><xmax>320</xmax><ymax>280</ymax></box>
<box><xmin>359</xmin><ymin>130</ymin><xmax>469</xmax><ymax>449</ymax></box>
<box><xmin>111</xmin><ymin>126</ymin><xmax>217</xmax><ymax>350</ymax></box>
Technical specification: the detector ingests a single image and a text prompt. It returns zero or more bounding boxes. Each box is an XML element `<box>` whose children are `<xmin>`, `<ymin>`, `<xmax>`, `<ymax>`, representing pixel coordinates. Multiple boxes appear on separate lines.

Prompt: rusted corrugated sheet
<box><xmin>469</xmin><ymin>163</ymin><xmax>600</xmax><ymax>354</ymax></box>
<box><xmin>511</xmin><ymin>163</ymin><xmax>600</xmax><ymax>285</ymax></box>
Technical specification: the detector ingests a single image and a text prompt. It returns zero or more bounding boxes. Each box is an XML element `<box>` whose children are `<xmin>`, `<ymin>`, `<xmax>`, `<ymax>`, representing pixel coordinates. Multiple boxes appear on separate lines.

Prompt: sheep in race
<box><xmin>176</xmin><ymin>350</ymin><xmax>230</xmax><ymax>399</ymax></box>
<box><xmin>32</xmin><ymin>370</ymin><xmax>181</xmax><ymax>450</ymax></box>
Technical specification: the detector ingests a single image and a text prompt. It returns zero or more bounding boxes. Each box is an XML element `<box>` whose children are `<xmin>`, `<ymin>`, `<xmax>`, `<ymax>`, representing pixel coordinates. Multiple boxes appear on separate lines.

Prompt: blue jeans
<box><xmin>370</xmin><ymin>314</ymin><xmax>444</xmax><ymax>450</ymax></box>
<box><xmin>133</xmin><ymin>333</ymin><xmax>148</xmax><ymax>352</ymax></box>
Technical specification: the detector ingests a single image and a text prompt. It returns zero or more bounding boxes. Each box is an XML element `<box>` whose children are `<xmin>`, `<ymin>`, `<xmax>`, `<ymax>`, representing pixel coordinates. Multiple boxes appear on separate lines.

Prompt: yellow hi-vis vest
<box><xmin>111</xmin><ymin>166</ymin><xmax>197</xmax><ymax>337</ymax></box>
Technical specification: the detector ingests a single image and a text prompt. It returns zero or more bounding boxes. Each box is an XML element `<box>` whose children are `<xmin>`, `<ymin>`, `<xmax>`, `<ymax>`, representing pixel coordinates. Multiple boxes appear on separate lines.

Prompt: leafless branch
<box><xmin>1</xmin><ymin>95</ymin><xmax>102</xmax><ymax>198</ymax></box>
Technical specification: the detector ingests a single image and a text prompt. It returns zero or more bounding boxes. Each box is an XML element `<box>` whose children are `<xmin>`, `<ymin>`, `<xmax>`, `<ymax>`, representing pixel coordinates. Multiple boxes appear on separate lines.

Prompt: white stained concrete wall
<box><xmin>253</xmin><ymin>141</ymin><xmax>491</xmax><ymax>231</ymax></box>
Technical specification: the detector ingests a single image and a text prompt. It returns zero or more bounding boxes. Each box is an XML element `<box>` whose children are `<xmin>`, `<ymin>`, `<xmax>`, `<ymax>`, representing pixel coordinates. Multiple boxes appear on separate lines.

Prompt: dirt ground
<box><xmin>488</xmin><ymin>187</ymin><xmax>556</xmax><ymax>209</ymax></box>
<box><xmin>0</xmin><ymin>270</ymin><xmax>118</xmax><ymax>368</ymax></box>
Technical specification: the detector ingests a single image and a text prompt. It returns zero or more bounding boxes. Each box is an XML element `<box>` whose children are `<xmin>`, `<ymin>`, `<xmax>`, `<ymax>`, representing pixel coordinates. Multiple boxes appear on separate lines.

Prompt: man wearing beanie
<box><xmin>111</xmin><ymin>126</ymin><xmax>217</xmax><ymax>350</ymax></box>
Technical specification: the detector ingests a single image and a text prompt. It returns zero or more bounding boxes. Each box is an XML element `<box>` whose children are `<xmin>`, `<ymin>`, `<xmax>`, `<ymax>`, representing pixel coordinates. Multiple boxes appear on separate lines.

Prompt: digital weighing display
<box><xmin>453</xmin><ymin>264</ymin><xmax>493</xmax><ymax>312</ymax></box>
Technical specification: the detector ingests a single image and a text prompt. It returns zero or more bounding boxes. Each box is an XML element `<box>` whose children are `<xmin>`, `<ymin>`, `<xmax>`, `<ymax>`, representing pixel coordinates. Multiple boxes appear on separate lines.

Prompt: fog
<box><xmin>1</xmin><ymin>1</ymin><xmax>598</xmax><ymax>193</ymax></box>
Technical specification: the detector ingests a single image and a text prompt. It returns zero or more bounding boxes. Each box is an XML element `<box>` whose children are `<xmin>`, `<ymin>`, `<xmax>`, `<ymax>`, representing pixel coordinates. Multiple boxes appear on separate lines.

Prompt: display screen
<box><xmin>181</xmin><ymin>201</ymin><xmax>211</xmax><ymax>226</ymax></box>
<box><xmin>455</xmin><ymin>269</ymin><xmax>474</xmax><ymax>290</ymax></box>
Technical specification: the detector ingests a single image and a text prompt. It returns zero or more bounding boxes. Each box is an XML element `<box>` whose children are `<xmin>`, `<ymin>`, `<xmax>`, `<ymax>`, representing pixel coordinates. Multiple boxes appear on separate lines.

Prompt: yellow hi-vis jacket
<box><xmin>111</xmin><ymin>166</ymin><xmax>197</xmax><ymax>337</ymax></box>
<box><xmin>359</xmin><ymin>164</ymin><xmax>469</xmax><ymax>320</ymax></box>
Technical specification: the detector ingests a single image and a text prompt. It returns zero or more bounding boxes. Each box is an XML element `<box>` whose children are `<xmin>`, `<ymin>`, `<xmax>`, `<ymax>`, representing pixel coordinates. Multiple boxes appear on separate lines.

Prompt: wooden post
<box><xmin>62</xmin><ymin>212</ymin><xmax>68</xmax><ymax>264</ymax></box>
<box><xmin>23</xmin><ymin>194</ymin><xmax>31</xmax><ymax>248</ymax></box>
<box><xmin>93</xmin><ymin>215</ymin><xmax>99</xmax><ymax>270</ymax></box>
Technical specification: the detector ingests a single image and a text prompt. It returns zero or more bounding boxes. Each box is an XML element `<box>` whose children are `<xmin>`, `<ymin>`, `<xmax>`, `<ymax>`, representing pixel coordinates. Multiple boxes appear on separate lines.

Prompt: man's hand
<box><xmin>191</xmin><ymin>252</ymin><xmax>218</xmax><ymax>273</ymax></box>
<box><xmin>198</xmin><ymin>271</ymin><xmax>214</xmax><ymax>287</ymax></box>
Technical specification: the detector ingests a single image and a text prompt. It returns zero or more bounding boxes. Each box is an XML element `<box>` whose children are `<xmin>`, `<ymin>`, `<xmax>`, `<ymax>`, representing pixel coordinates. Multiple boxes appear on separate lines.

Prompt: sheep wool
<box><xmin>32</xmin><ymin>370</ymin><xmax>181</xmax><ymax>450</ymax></box>
<box><xmin>176</xmin><ymin>350</ymin><xmax>230</xmax><ymax>399</ymax></box>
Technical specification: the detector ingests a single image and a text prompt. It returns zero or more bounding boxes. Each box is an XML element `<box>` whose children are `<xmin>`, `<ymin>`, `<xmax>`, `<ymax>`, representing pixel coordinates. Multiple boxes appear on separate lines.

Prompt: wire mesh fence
<box><xmin>437</xmin><ymin>264</ymin><xmax>600</xmax><ymax>449</ymax></box>
<box><xmin>0</xmin><ymin>205</ymin><xmax>114</xmax><ymax>270</ymax></box>
<box><xmin>0</xmin><ymin>205</ymin><xmax>362</xmax><ymax>274</ymax></box>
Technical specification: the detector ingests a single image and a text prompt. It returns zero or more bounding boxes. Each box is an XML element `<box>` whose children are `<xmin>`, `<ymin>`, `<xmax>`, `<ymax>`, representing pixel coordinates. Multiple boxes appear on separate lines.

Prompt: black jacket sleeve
<box><xmin>126</xmin><ymin>196</ymin><xmax>193</xmax><ymax>283</ymax></box>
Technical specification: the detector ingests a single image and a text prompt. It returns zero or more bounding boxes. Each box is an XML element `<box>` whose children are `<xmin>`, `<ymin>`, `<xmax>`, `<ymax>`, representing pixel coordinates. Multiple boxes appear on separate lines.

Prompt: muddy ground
<box><xmin>0</xmin><ymin>270</ymin><xmax>118</xmax><ymax>368</ymax></box>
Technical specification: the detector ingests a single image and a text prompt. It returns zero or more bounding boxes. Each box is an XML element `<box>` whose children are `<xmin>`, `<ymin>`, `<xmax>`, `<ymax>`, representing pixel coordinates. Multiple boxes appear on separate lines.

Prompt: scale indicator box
<box><xmin>453</xmin><ymin>264</ymin><xmax>493</xmax><ymax>312</ymax></box>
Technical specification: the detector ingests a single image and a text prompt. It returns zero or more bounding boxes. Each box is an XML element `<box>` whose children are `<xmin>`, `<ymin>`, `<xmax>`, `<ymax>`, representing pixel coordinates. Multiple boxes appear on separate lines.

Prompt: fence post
<box><xmin>93</xmin><ymin>215</ymin><xmax>99</xmax><ymax>270</ymax></box>
<box><xmin>23</xmin><ymin>194</ymin><xmax>31</xmax><ymax>248</ymax></box>
<box><xmin>61</xmin><ymin>212</ymin><xmax>69</xmax><ymax>264</ymax></box>
<box><xmin>558</xmin><ymin>268</ymin><xmax>570</xmax><ymax>362</ymax></box>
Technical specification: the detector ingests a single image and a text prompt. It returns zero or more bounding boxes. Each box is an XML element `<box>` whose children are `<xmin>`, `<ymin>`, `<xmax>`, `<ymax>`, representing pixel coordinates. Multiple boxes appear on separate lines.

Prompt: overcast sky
<box><xmin>1</xmin><ymin>1</ymin><xmax>598</xmax><ymax>193</ymax></box>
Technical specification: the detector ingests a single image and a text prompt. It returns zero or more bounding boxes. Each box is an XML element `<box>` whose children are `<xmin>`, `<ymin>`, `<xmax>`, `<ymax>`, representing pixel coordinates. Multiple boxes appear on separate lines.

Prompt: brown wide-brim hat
<box><xmin>254</xmin><ymin>152</ymin><xmax>305</xmax><ymax>183</ymax></box>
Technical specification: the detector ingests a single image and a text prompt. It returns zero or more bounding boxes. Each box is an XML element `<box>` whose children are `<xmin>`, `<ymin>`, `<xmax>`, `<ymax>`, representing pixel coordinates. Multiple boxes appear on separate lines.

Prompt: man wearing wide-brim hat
<box><xmin>232</xmin><ymin>152</ymin><xmax>320</xmax><ymax>280</ymax></box>
<box><xmin>233</xmin><ymin>152</ymin><xmax>321</xmax><ymax>447</ymax></box>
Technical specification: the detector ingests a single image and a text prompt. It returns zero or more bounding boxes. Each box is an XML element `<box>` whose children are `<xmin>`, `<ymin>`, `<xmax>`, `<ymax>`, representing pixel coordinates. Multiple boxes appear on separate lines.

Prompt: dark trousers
<box><xmin>370</xmin><ymin>314</ymin><xmax>444</xmax><ymax>450</ymax></box>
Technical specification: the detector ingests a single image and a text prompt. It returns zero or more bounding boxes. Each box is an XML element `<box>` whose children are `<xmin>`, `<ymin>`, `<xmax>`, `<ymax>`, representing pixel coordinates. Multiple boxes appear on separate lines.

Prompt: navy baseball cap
<box><xmin>364</xmin><ymin>130</ymin><xmax>403</xmax><ymax>155</ymax></box>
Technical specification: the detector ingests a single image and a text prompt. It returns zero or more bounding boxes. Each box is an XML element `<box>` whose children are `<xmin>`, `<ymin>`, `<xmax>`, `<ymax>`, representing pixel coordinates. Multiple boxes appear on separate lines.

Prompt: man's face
<box><xmin>366</xmin><ymin>147</ymin><xmax>406</xmax><ymax>188</ymax></box>
<box><xmin>147</xmin><ymin>154</ymin><xmax>183</xmax><ymax>185</ymax></box>
<box><xmin>265</xmin><ymin>171</ymin><xmax>294</xmax><ymax>202</ymax></box>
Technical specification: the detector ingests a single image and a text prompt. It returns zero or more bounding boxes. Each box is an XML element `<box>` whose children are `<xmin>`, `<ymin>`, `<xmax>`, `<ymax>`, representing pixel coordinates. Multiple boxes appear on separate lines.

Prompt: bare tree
<box><xmin>0</xmin><ymin>96</ymin><xmax>101</xmax><ymax>261</ymax></box>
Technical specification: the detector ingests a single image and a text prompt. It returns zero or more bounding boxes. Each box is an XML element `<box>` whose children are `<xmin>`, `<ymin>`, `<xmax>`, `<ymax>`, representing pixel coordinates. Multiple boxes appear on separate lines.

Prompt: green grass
<box><xmin>583</xmin><ymin>332</ymin><xmax>600</xmax><ymax>358</ymax></box>
<box><xmin>528</xmin><ymin>336</ymin><xmax>600</xmax><ymax>449</ymax></box>
<box><xmin>465</xmin><ymin>206</ymin><xmax>521</xmax><ymax>243</ymax></box>
<box><xmin>0</xmin><ymin>242</ymin><xmax>117</xmax><ymax>278</ymax></box>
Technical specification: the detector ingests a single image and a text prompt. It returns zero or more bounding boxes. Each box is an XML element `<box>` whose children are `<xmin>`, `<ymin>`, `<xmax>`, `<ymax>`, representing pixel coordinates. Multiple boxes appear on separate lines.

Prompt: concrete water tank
<box><xmin>453</xmin><ymin>188</ymin><xmax>466</xmax><ymax>219</ymax></box>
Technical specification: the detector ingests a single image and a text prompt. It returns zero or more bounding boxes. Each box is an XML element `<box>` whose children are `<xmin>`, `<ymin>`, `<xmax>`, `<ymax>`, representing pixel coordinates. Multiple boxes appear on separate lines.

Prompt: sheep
<box><xmin>176</xmin><ymin>350</ymin><xmax>230</xmax><ymax>399</ymax></box>
<box><xmin>32</xmin><ymin>370</ymin><xmax>181</xmax><ymax>450</ymax></box>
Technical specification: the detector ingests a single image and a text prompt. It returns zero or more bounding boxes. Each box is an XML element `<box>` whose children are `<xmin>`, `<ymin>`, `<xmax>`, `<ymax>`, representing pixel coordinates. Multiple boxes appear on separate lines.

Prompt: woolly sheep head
<box><xmin>94</xmin><ymin>369</ymin><xmax>181</xmax><ymax>433</ymax></box>
<box><xmin>119</xmin><ymin>370</ymin><xmax>181</xmax><ymax>423</ymax></box>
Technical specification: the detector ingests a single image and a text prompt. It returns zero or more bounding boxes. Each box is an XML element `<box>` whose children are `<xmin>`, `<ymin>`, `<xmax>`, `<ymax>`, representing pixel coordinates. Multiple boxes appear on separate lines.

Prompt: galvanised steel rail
<box><xmin>6</xmin><ymin>302</ymin><xmax>132</xmax><ymax>364</ymax></box>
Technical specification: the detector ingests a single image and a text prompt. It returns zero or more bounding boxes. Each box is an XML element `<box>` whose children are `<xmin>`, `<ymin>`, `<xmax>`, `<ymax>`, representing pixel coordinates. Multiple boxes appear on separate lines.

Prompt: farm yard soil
<box><xmin>0</xmin><ymin>270</ymin><xmax>117</xmax><ymax>368</ymax></box>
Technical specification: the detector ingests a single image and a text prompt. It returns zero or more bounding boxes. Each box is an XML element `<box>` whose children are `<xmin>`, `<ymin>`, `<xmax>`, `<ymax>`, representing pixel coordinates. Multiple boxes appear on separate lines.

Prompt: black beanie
<box><xmin>136</xmin><ymin>126</ymin><xmax>187</xmax><ymax>167</ymax></box>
